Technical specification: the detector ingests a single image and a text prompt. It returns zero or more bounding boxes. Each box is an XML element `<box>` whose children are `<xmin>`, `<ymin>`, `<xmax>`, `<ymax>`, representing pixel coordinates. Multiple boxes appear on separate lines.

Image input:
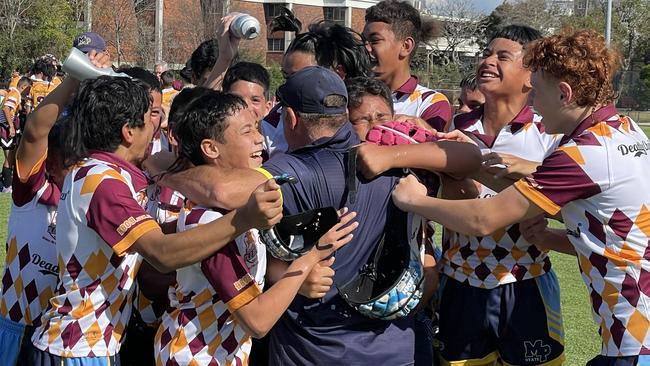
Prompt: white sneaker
<box><xmin>2</xmin><ymin>186</ymin><xmax>12</xmax><ymax>193</ymax></box>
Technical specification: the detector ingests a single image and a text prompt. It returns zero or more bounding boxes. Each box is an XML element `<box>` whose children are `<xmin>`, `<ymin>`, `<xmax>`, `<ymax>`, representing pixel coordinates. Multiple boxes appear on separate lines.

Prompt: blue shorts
<box><xmin>27</xmin><ymin>346</ymin><xmax>121</xmax><ymax>366</ymax></box>
<box><xmin>588</xmin><ymin>355</ymin><xmax>650</xmax><ymax>366</ymax></box>
<box><xmin>0</xmin><ymin>316</ymin><xmax>34</xmax><ymax>366</ymax></box>
<box><xmin>437</xmin><ymin>271</ymin><xmax>565</xmax><ymax>365</ymax></box>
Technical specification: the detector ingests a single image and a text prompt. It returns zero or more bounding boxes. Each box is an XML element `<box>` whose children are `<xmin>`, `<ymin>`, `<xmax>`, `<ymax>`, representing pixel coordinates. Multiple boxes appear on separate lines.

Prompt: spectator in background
<box><xmin>154</xmin><ymin>62</ymin><xmax>167</xmax><ymax>81</ymax></box>
<box><xmin>456</xmin><ymin>73</ymin><xmax>485</xmax><ymax>115</ymax></box>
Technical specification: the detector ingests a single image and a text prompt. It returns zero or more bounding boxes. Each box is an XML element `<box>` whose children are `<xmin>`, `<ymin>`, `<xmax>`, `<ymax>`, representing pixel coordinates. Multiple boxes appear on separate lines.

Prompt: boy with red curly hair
<box><xmin>388</xmin><ymin>29</ymin><xmax>650</xmax><ymax>366</ymax></box>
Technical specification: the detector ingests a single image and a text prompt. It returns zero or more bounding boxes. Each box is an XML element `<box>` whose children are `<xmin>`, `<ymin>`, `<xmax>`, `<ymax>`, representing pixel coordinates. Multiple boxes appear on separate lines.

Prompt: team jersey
<box><xmin>154</xmin><ymin>205</ymin><xmax>265</xmax><ymax>366</ymax></box>
<box><xmin>443</xmin><ymin>105</ymin><xmax>560</xmax><ymax>289</ymax></box>
<box><xmin>0</xmin><ymin>87</ymin><xmax>21</xmax><ymax>125</ymax></box>
<box><xmin>161</xmin><ymin>87</ymin><xmax>179</xmax><ymax>110</ymax></box>
<box><xmin>0</xmin><ymin>153</ymin><xmax>60</xmax><ymax>326</ymax></box>
<box><xmin>514</xmin><ymin>105</ymin><xmax>650</xmax><ymax>356</ymax></box>
<box><xmin>392</xmin><ymin>76</ymin><xmax>452</xmax><ymax>132</ymax></box>
<box><xmin>9</xmin><ymin>75</ymin><xmax>20</xmax><ymax>88</ymax></box>
<box><xmin>32</xmin><ymin>151</ymin><xmax>158</xmax><ymax>357</ymax></box>
<box><xmin>51</xmin><ymin>76</ymin><xmax>63</xmax><ymax>88</ymax></box>
<box><xmin>27</xmin><ymin>79</ymin><xmax>56</xmax><ymax>110</ymax></box>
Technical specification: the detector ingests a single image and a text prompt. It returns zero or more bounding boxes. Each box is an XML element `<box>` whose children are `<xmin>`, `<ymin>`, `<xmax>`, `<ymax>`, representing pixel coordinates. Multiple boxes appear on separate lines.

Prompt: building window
<box><xmin>324</xmin><ymin>7</ymin><xmax>346</xmax><ymax>26</ymax></box>
<box><xmin>264</xmin><ymin>3</ymin><xmax>286</xmax><ymax>21</ymax></box>
<box><xmin>268</xmin><ymin>38</ymin><xmax>285</xmax><ymax>52</ymax></box>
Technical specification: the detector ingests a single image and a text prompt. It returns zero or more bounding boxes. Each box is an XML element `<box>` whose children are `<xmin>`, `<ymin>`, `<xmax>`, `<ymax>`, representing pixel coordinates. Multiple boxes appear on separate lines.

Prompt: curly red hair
<box><xmin>523</xmin><ymin>29</ymin><xmax>621</xmax><ymax>107</ymax></box>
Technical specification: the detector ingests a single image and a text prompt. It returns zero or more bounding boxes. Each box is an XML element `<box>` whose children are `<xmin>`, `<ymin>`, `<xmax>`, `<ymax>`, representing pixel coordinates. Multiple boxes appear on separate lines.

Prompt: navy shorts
<box><xmin>437</xmin><ymin>271</ymin><xmax>565</xmax><ymax>365</ymax></box>
<box><xmin>27</xmin><ymin>346</ymin><xmax>121</xmax><ymax>366</ymax></box>
<box><xmin>587</xmin><ymin>355</ymin><xmax>650</xmax><ymax>366</ymax></box>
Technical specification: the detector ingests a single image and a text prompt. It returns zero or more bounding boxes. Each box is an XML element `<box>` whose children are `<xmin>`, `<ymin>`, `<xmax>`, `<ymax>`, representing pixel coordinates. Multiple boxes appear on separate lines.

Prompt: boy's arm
<box><xmin>201</xmin><ymin>15</ymin><xmax>240</xmax><ymax>90</ymax></box>
<box><xmin>357</xmin><ymin>140</ymin><xmax>482</xmax><ymax>180</ymax></box>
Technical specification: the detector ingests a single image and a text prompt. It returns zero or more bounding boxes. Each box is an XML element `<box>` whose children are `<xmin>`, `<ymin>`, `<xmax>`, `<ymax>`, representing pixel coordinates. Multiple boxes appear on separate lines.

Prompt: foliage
<box><xmin>0</xmin><ymin>0</ymin><xmax>80</xmax><ymax>78</ymax></box>
<box><xmin>267</xmin><ymin>62</ymin><xmax>284</xmax><ymax>98</ymax></box>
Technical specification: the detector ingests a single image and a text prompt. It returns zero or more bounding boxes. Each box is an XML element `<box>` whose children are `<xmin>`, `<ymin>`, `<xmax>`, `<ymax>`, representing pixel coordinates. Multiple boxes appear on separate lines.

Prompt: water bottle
<box><xmin>230</xmin><ymin>14</ymin><xmax>261</xmax><ymax>40</ymax></box>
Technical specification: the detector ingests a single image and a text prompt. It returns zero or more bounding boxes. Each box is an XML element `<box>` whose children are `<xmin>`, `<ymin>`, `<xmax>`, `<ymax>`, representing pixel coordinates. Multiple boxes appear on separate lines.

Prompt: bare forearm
<box><xmin>537</xmin><ymin>228</ymin><xmax>576</xmax><ymax>256</ymax></box>
<box><xmin>2</xmin><ymin>108</ymin><xmax>13</xmax><ymax>126</ymax></box>
<box><xmin>201</xmin><ymin>58</ymin><xmax>231</xmax><ymax>90</ymax></box>
<box><xmin>139</xmin><ymin>210</ymin><xmax>251</xmax><ymax>272</ymax></box>
<box><xmin>471</xmin><ymin>169</ymin><xmax>517</xmax><ymax>193</ymax></box>
<box><xmin>235</xmin><ymin>253</ymin><xmax>316</xmax><ymax>338</ymax></box>
<box><xmin>160</xmin><ymin>166</ymin><xmax>264</xmax><ymax>209</ymax></box>
<box><xmin>389</xmin><ymin>142</ymin><xmax>481</xmax><ymax>176</ymax></box>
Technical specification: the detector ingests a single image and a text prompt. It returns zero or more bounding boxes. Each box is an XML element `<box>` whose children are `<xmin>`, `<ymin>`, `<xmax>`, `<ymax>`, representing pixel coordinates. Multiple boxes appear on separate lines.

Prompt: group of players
<box><xmin>0</xmin><ymin>0</ymin><xmax>649</xmax><ymax>365</ymax></box>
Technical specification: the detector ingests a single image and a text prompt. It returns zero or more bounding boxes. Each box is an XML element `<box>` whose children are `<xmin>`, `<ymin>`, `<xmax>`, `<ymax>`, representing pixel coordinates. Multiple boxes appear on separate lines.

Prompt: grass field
<box><xmin>0</xmin><ymin>126</ymin><xmax>647</xmax><ymax>365</ymax></box>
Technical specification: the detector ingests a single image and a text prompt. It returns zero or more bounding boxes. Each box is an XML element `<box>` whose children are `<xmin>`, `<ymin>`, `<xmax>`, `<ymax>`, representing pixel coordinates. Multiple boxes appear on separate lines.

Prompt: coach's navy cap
<box><xmin>277</xmin><ymin>66</ymin><xmax>347</xmax><ymax>114</ymax></box>
<box><xmin>73</xmin><ymin>32</ymin><xmax>106</xmax><ymax>53</ymax></box>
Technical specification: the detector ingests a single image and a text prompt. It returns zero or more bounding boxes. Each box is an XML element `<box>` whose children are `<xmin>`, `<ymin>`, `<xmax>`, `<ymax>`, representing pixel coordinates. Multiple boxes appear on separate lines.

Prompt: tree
<box><xmin>429</xmin><ymin>0</ymin><xmax>487</xmax><ymax>65</ymax></box>
<box><xmin>485</xmin><ymin>0</ymin><xmax>565</xmax><ymax>35</ymax></box>
<box><xmin>0</xmin><ymin>0</ymin><xmax>37</xmax><ymax>75</ymax></box>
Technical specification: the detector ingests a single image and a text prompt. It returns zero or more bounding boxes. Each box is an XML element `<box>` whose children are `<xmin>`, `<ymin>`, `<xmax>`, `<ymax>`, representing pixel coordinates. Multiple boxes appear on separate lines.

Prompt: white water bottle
<box><xmin>230</xmin><ymin>14</ymin><xmax>261</xmax><ymax>40</ymax></box>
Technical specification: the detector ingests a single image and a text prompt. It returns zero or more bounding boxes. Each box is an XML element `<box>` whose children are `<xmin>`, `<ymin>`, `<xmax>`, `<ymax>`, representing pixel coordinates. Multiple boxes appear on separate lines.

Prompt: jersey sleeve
<box><xmin>86</xmin><ymin>174</ymin><xmax>159</xmax><ymax>256</ymax></box>
<box><xmin>420</xmin><ymin>92</ymin><xmax>452</xmax><ymax>132</ymax></box>
<box><xmin>200</xmin><ymin>242</ymin><xmax>261</xmax><ymax>313</ymax></box>
<box><xmin>514</xmin><ymin>145</ymin><xmax>609</xmax><ymax>215</ymax></box>
<box><xmin>12</xmin><ymin>150</ymin><xmax>59</xmax><ymax>207</ymax></box>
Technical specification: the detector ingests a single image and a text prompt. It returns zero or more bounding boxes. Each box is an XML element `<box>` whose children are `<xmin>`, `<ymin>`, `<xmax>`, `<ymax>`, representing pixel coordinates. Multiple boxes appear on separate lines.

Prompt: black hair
<box><xmin>365</xmin><ymin>0</ymin><xmax>440</xmax><ymax>49</ymax></box>
<box><xmin>116</xmin><ymin>66</ymin><xmax>162</xmax><ymax>92</ymax></box>
<box><xmin>345</xmin><ymin>76</ymin><xmax>394</xmax><ymax>115</ymax></box>
<box><xmin>223</xmin><ymin>62</ymin><xmax>270</xmax><ymax>94</ymax></box>
<box><xmin>160</xmin><ymin>70</ymin><xmax>175</xmax><ymax>88</ymax></box>
<box><xmin>189</xmin><ymin>39</ymin><xmax>218</xmax><ymax>82</ymax></box>
<box><xmin>63</xmin><ymin>76</ymin><xmax>152</xmax><ymax>167</ymax></box>
<box><xmin>459</xmin><ymin>73</ymin><xmax>478</xmax><ymax>91</ymax></box>
<box><xmin>17</xmin><ymin>77</ymin><xmax>32</xmax><ymax>88</ymax></box>
<box><xmin>286</xmin><ymin>21</ymin><xmax>373</xmax><ymax>78</ymax></box>
<box><xmin>31</xmin><ymin>58</ymin><xmax>56</xmax><ymax>81</ymax></box>
<box><xmin>174</xmin><ymin>91</ymin><xmax>247</xmax><ymax>167</ymax></box>
<box><xmin>168</xmin><ymin>87</ymin><xmax>213</xmax><ymax>138</ymax></box>
<box><xmin>488</xmin><ymin>24</ymin><xmax>543</xmax><ymax>47</ymax></box>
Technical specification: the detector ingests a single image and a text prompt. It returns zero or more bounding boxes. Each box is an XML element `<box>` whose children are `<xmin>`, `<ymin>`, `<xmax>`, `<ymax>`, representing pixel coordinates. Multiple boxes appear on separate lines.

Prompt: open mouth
<box><xmin>479</xmin><ymin>71</ymin><xmax>500</xmax><ymax>80</ymax></box>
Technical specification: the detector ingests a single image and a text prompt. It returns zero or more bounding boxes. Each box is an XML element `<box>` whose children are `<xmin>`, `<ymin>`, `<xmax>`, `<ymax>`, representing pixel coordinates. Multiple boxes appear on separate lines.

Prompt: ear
<box><xmin>523</xmin><ymin>72</ymin><xmax>533</xmax><ymax>90</ymax></box>
<box><xmin>558</xmin><ymin>81</ymin><xmax>573</xmax><ymax>105</ymax></box>
<box><xmin>121</xmin><ymin>123</ymin><xmax>135</xmax><ymax>145</ymax></box>
<box><xmin>284</xmin><ymin>107</ymin><xmax>299</xmax><ymax>130</ymax></box>
<box><xmin>200</xmin><ymin>138</ymin><xmax>220</xmax><ymax>160</ymax></box>
<box><xmin>399</xmin><ymin>37</ymin><xmax>416</xmax><ymax>58</ymax></box>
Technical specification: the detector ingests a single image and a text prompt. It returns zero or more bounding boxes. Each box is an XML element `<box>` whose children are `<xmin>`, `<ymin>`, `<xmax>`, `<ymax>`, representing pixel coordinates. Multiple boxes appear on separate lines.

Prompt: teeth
<box><xmin>481</xmin><ymin>72</ymin><xmax>498</xmax><ymax>78</ymax></box>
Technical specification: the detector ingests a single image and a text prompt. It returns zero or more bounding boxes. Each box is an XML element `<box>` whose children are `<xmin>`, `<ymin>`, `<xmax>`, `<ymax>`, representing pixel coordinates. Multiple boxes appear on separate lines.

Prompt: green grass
<box><xmin>0</xmin><ymin>127</ymin><xmax>647</xmax><ymax>364</ymax></box>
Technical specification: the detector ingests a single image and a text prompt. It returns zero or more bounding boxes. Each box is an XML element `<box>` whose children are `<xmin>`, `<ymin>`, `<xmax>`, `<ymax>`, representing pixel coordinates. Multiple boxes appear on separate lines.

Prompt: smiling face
<box><xmin>213</xmin><ymin>107</ymin><xmax>265</xmax><ymax>169</ymax></box>
<box><xmin>477</xmin><ymin>38</ymin><xmax>531</xmax><ymax>98</ymax></box>
<box><xmin>363</xmin><ymin>21</ymin><xmax>404</xmax><ymax>84</ymax></box>
<box><xmin>227</xmin><ymin>80</ymin><xmax>270</xmax><ymax>121</ymax></box>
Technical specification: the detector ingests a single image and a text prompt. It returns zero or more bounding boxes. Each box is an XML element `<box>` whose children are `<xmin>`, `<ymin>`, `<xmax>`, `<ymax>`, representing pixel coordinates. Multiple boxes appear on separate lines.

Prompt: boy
<box><xmin>390</xmin><ymin>28</ymin><xmax>650</xmax><ymax>366</ymax></box>
<box><xmin>223</xmin><ymin>62</ymin><xmax>273</xmax><ymax>123</ymax></box>
<box><xmin>0</xmin><ymin>77</ymin><xmax>31</xmax><ymax>192</ymax></box>
<box><xmin>456</xmin><ymin>73</ymin><xmax>485</xmax><ymax>115</ymax></box>
<box><xmin>154</xmin><ymin>90</ymin><xmax>357</xmax><ymax>365</ymax></box>
<box><xmin>364</xmin><ymin>0</ymin><xmax>452</xmax><ymax>131</ymax></box>
<box><xmin>28</xmin><ymin>76</ymin><xmax>283</xmax><ymax>366</ymax></box>
<box><xmin>25</xmin><ymin>58</ymin><xmax>57</xmax><ymax>114</ymax></box>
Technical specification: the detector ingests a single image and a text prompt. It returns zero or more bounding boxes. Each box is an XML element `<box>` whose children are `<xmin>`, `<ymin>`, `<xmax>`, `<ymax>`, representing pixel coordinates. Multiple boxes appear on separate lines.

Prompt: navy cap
<box><xmin>277</xmin><ymin>66</ymin><xmax>347</xmax><ymax>114</ymax></box>
<box><xmin>73</xmin><ymin>32</ymin><xmax>107</xmax><ymax>53</ymax></box>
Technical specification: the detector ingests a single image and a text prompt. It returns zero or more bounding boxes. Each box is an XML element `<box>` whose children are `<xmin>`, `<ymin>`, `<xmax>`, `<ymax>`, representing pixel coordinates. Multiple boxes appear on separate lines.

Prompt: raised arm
<box><xmin>357</xmin><ymin>140</ymin><xmax>482</xmax><ymax>180</ymax></box>
<box><xmin>201</xmin><ymin>14</ymin><xmax>241</xmax><ymax>90</ymax></box>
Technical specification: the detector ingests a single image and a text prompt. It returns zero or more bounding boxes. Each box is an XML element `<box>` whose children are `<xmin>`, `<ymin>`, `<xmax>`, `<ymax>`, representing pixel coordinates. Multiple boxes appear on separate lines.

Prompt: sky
<box><xmin>428</xmin><ymin>0</ymin><xmax>503</xmax><ymax>14</ymax></box>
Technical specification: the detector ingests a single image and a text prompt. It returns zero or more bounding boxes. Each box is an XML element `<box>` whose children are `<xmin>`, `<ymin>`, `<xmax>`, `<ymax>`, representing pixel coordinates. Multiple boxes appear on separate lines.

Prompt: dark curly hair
<box><xmin>286</xmin><ymin>21</ymin><xmax>373</xmax><ymax>78</ymax></box>
<box><xmin>345</xmin><ymin>76</ymin><xmax>393</xmax><ymax>115</ymax></box>
<box><xmin>189</xmin><ymin>39</ymin><xmax>219</xmax><ymax>83</ymax></box>
<box><xmin>174</xmin><ymin>90</ymin><xmax>247</xmax><ymax>167</ymax></box>
<box><xmin>167</xmin><ymin>87</ymin><xmax>213</xmax><ymax>140</ymax></box>
<box><xmin>116</xmin><ymin>66</ymin><xmax>162</xmax><ymax>92</ymax></box>
<box><xmin>223</xmin><ymin>61</ymin><xmax>270</xmax><ymax>94</ymax></box>
<box><xmin>31</xmin><ymin>58</ymin><xmax>56</xmax><ymax>81</ymax></box>
<box><xmin>365</xmin><ymin>0</ymin><xmax>440</xmax><ymax>50</ymax></box>
<box><xmin>63</xmin><ymin>76</ymin><xmax>152</xmax><ymax>167</ymax></box>
<box><xmin>523</xmin><ymin>29</ymin><xmax>621</xmax><ymax>107</ymax></box>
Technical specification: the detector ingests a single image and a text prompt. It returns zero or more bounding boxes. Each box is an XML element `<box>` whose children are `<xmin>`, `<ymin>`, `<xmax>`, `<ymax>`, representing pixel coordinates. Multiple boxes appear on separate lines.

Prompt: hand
<box><xmin>298</xmin><ymin>256</ymin><xmax>336</xmax><ymax>299</ymax></box>
<box><xmin>392</xmin><ymin>175</ymin><xmax>427</xmax><ymax>211</ymax></box>
<box><xmin>8</xmin><ymin>125</ymin><xmax>15</xmax><ymax>139</ymax></box>
<box><xmin>519</xmin><ymin>214</ymin><xmax>548</xmax><ymax>247</ymax></box>
<box><xmin>481</xmin><ymin>152</ymin><xmax>540</xmax><ymax>180</ymax></box>
<box><xmin>216</xmin><ymin>14</ymin><xmax>242</xmax><ymax>64</ymax></box>
<box><xmin>309</xmin><ymin>207</ymin><xmax>358</xmax><ymax>262</ymax></box>
<box><xmin>142</xmin><ymin>151</ymin><xmax>177</xmax><ymax>180</ymax></box>
<box><xmin>393</xmin><ymin>114</ymin><xmax>436</xmax><ymax>133</ymax></box>
<box><xmin>435</xmin><ymin>130</ymin><xmax>477</xmax><ymax>145</ymax></box>
<box><xmin>87</xmin><ymin>49</ymin><xmax>112</xmax><ymax>68</ymax></box>
<box><xmin>241</xmin><ymin>179</ymin><xmax>283</xmax><ymax>229</ymax></box>
<box><xmin>357</xmin><ymin>143</ymin><xmax>393</xmax><ymax>179</ymax></box>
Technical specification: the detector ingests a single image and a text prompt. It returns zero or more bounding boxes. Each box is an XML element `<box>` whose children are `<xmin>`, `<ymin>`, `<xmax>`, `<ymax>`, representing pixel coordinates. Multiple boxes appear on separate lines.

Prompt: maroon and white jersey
<box><xmin>32</xmin><ymin>151</ymin><xmax>158</xmax><ymax>357</ymax></box>
<box><xmin>154</xmin><ymin>205</ymin><xmax>265</xmax><ymax>365</ymax></box>
<box><xmin>515</xmin><ymin>105</ymin><xmax>650</xmax><ymax>356</ymax></box>
<box><xmin>443</xmin><ymin>105</ymin><xmax>560</xmax><ymax>288</ymax></box>
<box><xmin>0</xmin><ymin>153</ymin><xmax>60</xmax><ymax>326</ymax></box>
